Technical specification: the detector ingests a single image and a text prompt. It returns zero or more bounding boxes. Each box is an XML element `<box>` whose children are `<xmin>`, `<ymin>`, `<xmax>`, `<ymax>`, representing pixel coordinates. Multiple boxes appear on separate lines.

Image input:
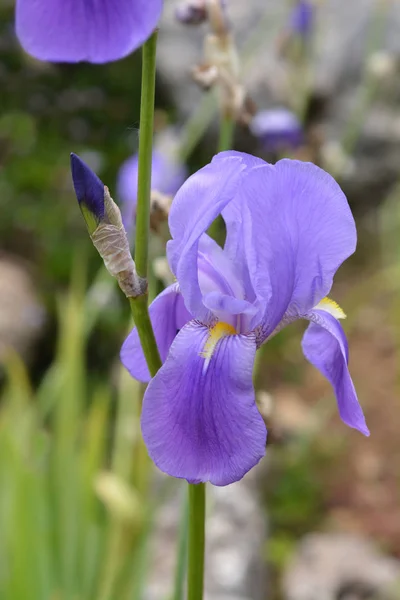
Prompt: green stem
<box><xmin>172</xmin><ymin>488</ymin><xmax>189</xmax><ymax>600</ymax></box>
<box><xmin>218</xmin><ymin>111</ymin><xmax>235</xmax><ymax>153</ymax></box>
<box><xmin>132</xmin><ymin>29</ymin><xmax>208</xmax><ymax>600</ymax></box>
<box><xmin>129</xmin><ymin>296</ymin><xmax>161</xmax><ymax>378</ymax></box>
<box><xmin>187</xmin><ymin>483</ymin><xmax>206</xmax><ymax>600</ymax></box>
<box><xmin>135</xmin><ymin>30</ymin><xmax>158</xmax><ymax>279</ymax></box>
<box><xmin>129</xmin><ymin>31</ymin><xmax>162</xmax><ymax>377</ymax></box>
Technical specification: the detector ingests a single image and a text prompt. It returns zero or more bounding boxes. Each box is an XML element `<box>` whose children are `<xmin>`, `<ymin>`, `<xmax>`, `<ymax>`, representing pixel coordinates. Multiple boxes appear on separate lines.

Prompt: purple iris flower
<box><xmin>250</xmin><ymin>108</ymin><xmax>304</xmax><ymax>153</ymax></box>
<box><xmin>117</xmin><ymin>149</ymin><xmax>188</xmax><ymax>234</ymax></box>
<box><xmin>121</xmin><ymin>151</ymin><xmax>369</xmax><ymax>486</ymax></box>
<box><xmin>15</xmin><ymin>0</ymin><xmax>163</xmax><ymax>63</ymax></box>
<box><xmin>289</xmin><ymin>0</ymin><xmax>314</xmax><ymax>38</ymax></box>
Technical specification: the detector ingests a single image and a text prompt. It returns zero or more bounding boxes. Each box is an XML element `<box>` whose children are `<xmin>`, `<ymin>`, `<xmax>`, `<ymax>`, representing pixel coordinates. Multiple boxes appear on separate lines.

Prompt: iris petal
<box><xmin>217</xmin><ymin>151</ymin><xmax>264</xmax><ymax>275</ymax></box>
<box><xmin>16</xmin><ymin>0</ymin><xmax>163</xmax><ymax>63</ymax></box>
<box><xmin>232</xmin><ymin>159</ymin><xmax>357</xmax><ymax>338</ymax></box>
<box><xmin>141</xmin><ymin>321</ymin><xmax>266</xmax><ymax>485</ymax></box>
<box><xmin>196</xmin><ymin>234</ymin><xmax>257</xmax><ymax>329</ymax></box>
<box><xmin>120</xmin><ymin>284</ymin><xmax>191</xmax><ymax>383</ymax></box>
<box><xmin>302</xmin><ymin>309</ymin><xmax>369</xmax><ymax>436</ymax></box>
<box><xmin>168</xmin><ymin>155</ymin><xmax>246</xmax><ymax>271</ymax></box>
<box><xmin>167</xmin><ymin>156</ymin><xmax>247</xmax><ymax>322</ymax></box>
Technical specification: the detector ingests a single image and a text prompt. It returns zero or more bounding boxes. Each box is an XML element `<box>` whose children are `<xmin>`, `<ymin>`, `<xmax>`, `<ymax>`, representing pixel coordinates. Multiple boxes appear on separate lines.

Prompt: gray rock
<box><xmin>283</xmin><ymin>533</ymin><xmax>400</xmax><ymax>600</ymax></box>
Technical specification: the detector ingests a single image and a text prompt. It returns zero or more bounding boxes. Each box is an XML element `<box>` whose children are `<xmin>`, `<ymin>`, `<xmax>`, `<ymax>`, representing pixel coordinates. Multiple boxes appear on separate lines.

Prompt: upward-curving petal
<box><xmin>168</xmin><ymin>154</ymin><xmax>246</xmax><ymax>273</ymax></box>
<box><xmin>215</xmin><ymin>151</ymin><xmax>264</xmax><ymax>266</ymax></box>
<box><xmin>121</xmin><ymin>283</ymin><xmax>191</xmax><ymax>383</ymax></box>
<box><xmin>167</xmin><ymin>155</ymin><xmax>248</xmax><ymax>322</ymax></box>
<box><xmin>302</xmin><ymin>309</ymin><xmax>369</xmax><ymax>436</ymax></box>
<box><xmin>16</xmin><ymin>0</ymin><xmax>163</xmax><ymax>63</ymax></box>
<box><xmin>231</xmin><ymin>159</ymin><xmax>357</xmax><ymax>338</ymax></box>
<box><xmin>141</xmin><ymin>321</ymin><xmax>267</xmax><ymax>485</ymax></box>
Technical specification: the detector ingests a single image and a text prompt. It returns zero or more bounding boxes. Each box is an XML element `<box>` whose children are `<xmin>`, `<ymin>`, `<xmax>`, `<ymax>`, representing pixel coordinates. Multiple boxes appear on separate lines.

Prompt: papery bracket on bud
<box><xmin>91</xmin><ymin>188</ymin><xmax>147</xmax><ymax>298</ymax></box>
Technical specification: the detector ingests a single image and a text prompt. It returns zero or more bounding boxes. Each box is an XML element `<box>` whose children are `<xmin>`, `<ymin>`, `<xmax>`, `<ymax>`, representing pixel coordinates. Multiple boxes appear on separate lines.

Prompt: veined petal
<box><xmin>141</xmin><ymin>321</ymin><xmax>267</xmax><ymax>485</ymax></box>
<box><xmin>120</xmin><ymin>284</ymin><xmax>191</xmax><ymax>383</ymax></box>
<box><xmin>167</xmin><ymin>156</ymin><xmax>248</xmax><ymax>322</ymax></box>
<box><xmin>168</xmin><ymin>154</ymin><xmax>246</xmax><ymax>273</ymax></box>
<box><xmin>168</xmin><ymin>154</ymin><xmax>246</xmax><ymax>251</ymax></box>
<box><xmin>302</xmin><ymin>309</ymin><xmax>369</xmax><ymax>436</ymax></box>
<box><xmin>195</xmin><ymin>234</ymin><xmax>257</xmax><ymax>329</ymax></box>
<box><xmin>214</xmin><ymin>152</ymin><xmax>271</xmax><ymax>327</ymax></box>
<box><xmin>233</xmin><ymin>159</ymin><xmax>357</xmax><ymax>338</ymax></box>
<box><xmin>16</xmin><ymin>0</ymin><xmax>163</xmax><ymax>63</ymax></box>
<box><xmin>217</xmin><ymin>151</ymin><xmax>264</xmax><ymax>266</ymax></box>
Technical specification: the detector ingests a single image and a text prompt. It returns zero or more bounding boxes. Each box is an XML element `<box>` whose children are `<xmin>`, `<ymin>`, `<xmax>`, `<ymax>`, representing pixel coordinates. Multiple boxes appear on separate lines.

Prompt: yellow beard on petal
<box><xmin>315</xmin><ymin>297</ymin><xmax>346</xmax><ymax>319</ymax></box>
<box><xmin>200</xmin><ymin>322</ymin><xmax>237</xmax><ymax>365</ymax></box>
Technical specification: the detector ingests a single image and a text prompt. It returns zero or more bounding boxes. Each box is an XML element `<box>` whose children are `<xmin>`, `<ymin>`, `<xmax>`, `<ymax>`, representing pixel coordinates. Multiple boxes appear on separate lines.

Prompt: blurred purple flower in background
<box><xmin>250</xmin><ymin>108</ymin><xmax>304</xmax><ymax>153</ymax></box>
<box><xmin>175</xmin><ymin>0</ymin><xmax>228</xmax><ymax>26</ymax></box>
<box><xmin>121</xmin><ymin>151</ymin><xmax>369</xmax><ymax>486</ymax></box>
<box><xmin>15</xmin><ymin>0</ymin><xmax>163</xmax><ymax>63</ymax></box>
<box><xmin>175</xmin><ymin>0</ymin><xmax>207</xmax><ymax>25</ymax></box>
<box><xmin>117</xmin><ymin>149</ymin><xmax>188</xmax><ymax>234</ymax></box>
<box><xmin>289</xmin><ymin>0</ymin><xmax>314</xmax><ymax>38</ymax></box>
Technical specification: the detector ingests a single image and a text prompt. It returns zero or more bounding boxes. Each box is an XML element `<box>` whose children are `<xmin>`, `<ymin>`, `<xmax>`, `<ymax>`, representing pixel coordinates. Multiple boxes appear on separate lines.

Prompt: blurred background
<box><xmin>1</xmin><ymin>0</ymin><xmax>400</xmax><ymax>598</ymax></box>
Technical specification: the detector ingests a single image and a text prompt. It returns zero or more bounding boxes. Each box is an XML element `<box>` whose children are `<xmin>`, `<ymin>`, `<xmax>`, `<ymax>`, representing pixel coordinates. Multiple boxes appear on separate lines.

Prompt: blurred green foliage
<box><xmin>0</xmin><ymin>267</ymin><xmax>179</xmax><ymax>599</ymax></box>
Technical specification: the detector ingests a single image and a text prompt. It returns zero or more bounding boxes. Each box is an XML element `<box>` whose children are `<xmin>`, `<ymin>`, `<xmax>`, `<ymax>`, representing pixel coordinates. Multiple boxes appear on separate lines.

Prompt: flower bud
<box><xmin>70</xmin><ymin>152</ymin><xmax>105</xmax><ymax>235</ymax></box>
<box><xmin>70</xmin><ymin>153</ymin><xmax>146</xmax><ymax>298</ymax></box>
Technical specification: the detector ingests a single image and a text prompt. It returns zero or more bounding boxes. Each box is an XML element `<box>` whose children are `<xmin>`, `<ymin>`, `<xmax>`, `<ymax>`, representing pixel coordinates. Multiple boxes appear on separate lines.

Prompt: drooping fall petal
<box><xmin>141</xmin><ymin>321</ymin><xmax>266</xmax><ymax>485</ymax></box>
<box><xmin>302</xmin><ymin>309</ymin><xmax>369</xmax><ymax>436</ymax></box>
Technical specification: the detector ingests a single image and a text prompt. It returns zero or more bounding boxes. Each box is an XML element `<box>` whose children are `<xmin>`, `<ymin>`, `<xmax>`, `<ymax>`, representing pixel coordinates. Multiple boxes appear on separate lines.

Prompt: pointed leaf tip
<box><xmin>70</xmin><ymin>153</ymin><xmax>105</xmax><ymax>221</ymax></box>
